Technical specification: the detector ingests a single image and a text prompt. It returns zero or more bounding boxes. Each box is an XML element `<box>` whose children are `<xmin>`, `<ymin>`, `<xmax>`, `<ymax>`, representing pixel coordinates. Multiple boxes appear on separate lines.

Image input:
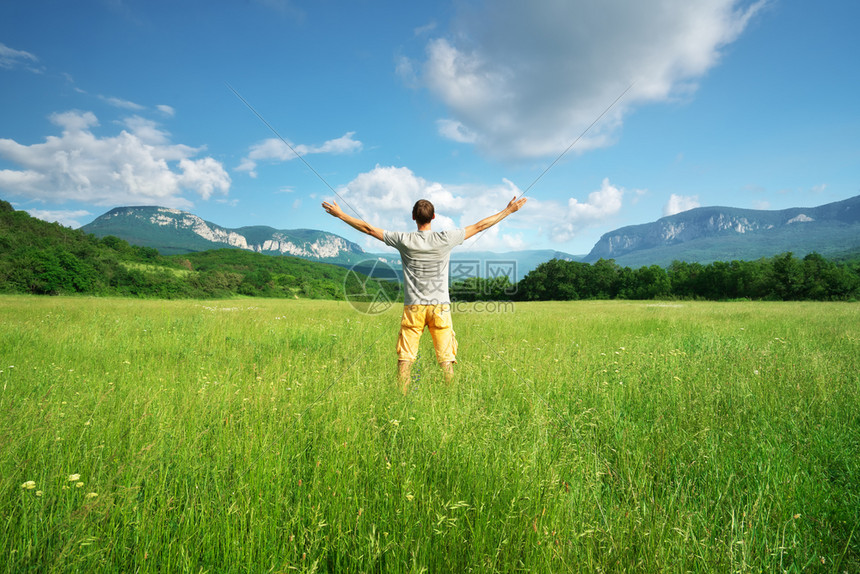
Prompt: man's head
<box><xmin>412</xmin><ymin>199</ymin><xmax>435</xmax><ymax>227</ymax></box>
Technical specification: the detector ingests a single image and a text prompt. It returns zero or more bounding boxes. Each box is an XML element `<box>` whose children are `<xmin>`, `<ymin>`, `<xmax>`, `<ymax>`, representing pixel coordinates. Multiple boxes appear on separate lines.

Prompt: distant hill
<box><xmin>584</xmin><ymin>195</ymin><xmax>860</xmax><ymax>267</ymax></box>
<box><xmin>81</xmin><ymin>206</ymin><xmax>368</xmax><ymax>264</ymax></box>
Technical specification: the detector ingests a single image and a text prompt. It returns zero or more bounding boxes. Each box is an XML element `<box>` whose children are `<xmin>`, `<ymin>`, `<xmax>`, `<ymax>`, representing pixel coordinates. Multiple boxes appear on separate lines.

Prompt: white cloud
<box><xmin>178</xmin><ymin>157</ymin><xmax>231</xmax><ymax>201</ymax></box>
<box><xmin>308</xmin><ymin>132</ymin><xmax>363</xmax><ymax>155</ymax></box>
<box><xmin>414</xmin><ymin>21</ymin><xmax>437</xmax><ymax>37</ymax></box>
<box><xmin>396</xmin><ymin>56</ymin><xmax>419</xmax><ymax>89</ymax></box>
<box><xmin>436</xmin><ymin>119</ymin><xmax>477</xmax><ymax>143</ymax></box>
<box><xmin>156</xmin><ymin>104</ymin><xmax>175</xmax><ymax>117</ymax></box>
<box><xmin>330</xmin><ymin>165</ymin><xmax>628</xmax><ymax>250</ymax></box>
<box><xmin>0</xmin><ymin>110</ymin><xmax>230</xmax><ymax>207</ymax></box>
<box><xmin>121</xmin><ymin>115</ymin><xmax>171</xmax><ymax>145</ymax></box>
<box><xmin>26</xmin><ymin>209</ymin><xmax>92</xmax><ymax>228</ymax></box>
<box><xmin>0</xmin><ymin>169</ymin><xmax>46</xmax><ymax>189</ymax></box>
<box><xmin>237</xmin><ymin>132</ymin><xmax>362</xmax><ymax>177</ymax></box>
<box><xmin>501</xmin><ymin>233</ymin><xmax>526</xmax><ymax>250</ymax></box>
<box><xmin>99</xmin><ymin>95</ymin><xmax>145</xmax><ymax>111</ymax></box>
<box><xmin>546</xmin><ymin>179</ymin><xmax>628</xmax><ymax>243</ymax></box>
<box><xmin>52</xmin><ymin>110</ymin><xmax>99</xmax><ymax>132</ymax></box>
<box><xmin>409</xmin><ymin>0</ymin><xmax>766</xmax><ymax>159</ymax></box>
<box><xmin>568</xmin><ymin>179</ymin><xmax>625</xmax><ymax>222</ymax></box>
<box><xmin>0</xmin><ymin>42</ymin><xmax>42</xmax><ymax>73</ymax></box>
<box><xmin>664</xmin><ymin>194</ymin><xmax>701</xmax><ymax>216</ymax></box>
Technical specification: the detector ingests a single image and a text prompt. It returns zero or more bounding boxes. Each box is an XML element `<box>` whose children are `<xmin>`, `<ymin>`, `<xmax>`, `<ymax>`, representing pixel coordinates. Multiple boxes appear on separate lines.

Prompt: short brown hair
<box><xmin>412</xmin><ymin>199</ymin><xmax>435</xmax><ymax>226</ymax></box>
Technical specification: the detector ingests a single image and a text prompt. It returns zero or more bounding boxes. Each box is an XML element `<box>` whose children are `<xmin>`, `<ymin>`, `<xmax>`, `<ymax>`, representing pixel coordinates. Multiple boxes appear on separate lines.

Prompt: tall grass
<box><xmin>1</xmin><ymin>295</ymin><xmax>857</xmax><ymax>572</ymax></box>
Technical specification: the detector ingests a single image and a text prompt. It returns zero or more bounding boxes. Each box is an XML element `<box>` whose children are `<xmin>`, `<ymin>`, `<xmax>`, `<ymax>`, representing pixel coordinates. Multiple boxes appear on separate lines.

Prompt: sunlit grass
<box><xmin>1</xmin><ymin>295</ymin><xmax>858</xmax><ymax>572</ymax></box>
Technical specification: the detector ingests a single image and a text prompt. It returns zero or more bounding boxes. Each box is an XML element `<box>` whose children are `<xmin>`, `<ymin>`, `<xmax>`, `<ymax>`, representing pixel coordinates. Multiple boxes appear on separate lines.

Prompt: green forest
<box><xmin>467</xmin><ymin>254</ymin><xmax>860</xmax><ymax>302</ymax></box>
<box><xmin>2</xmin><ymin>199</ymin><xmax>859</xmax><ymax>301</ymax></box>
<box><xmin>0</xmin><ymin>200</ymin><xmax>396</xmax><ymax>301</ymax></box>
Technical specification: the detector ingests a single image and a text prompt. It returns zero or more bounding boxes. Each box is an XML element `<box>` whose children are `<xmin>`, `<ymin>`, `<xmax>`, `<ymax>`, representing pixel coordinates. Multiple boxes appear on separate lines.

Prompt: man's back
<box><xmin>383</xmin><ymin>229</ymin><xmax>465</xmax><ymax>305</ymax></box>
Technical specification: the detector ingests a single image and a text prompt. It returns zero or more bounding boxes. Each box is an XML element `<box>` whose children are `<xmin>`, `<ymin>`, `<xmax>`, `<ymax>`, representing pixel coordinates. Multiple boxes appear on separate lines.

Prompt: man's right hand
<box><xmin>506</xmin><ymin>195</ymin><xmax>527</xmax><ymax>213</ymax></box>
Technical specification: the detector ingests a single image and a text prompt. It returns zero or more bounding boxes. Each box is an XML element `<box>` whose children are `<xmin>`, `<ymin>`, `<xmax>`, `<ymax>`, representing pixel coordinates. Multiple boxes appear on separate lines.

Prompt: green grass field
<box><xmin>1</xmin><ymin>295</ymin><xmax>858</xmax><ymax>573</ymax></box>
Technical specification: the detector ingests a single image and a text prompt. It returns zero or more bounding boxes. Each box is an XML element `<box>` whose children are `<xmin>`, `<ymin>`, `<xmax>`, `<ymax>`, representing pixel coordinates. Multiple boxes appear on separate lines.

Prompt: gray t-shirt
<box><xmin>383</xmin><ymin>228</ymin><xmax>466</xmax><ymax>305</ymax></box>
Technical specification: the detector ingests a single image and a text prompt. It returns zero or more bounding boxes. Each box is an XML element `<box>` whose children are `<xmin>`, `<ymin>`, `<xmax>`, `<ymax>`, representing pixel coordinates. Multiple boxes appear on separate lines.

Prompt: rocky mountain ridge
<box><xmin>583</xmin><ymin>195</ymin><xmax>860</xmax><ymax>266</ymax></box>
<box><xmin>82</xmin><ymin>206</ymin><xmax>367</xmax><ymax>263</ymax></box>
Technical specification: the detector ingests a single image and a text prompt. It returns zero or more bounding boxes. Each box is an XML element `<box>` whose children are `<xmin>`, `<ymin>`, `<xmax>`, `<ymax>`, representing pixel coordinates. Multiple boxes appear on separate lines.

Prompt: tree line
<box><xmin>452</xmin><ymin>253</ymin><xmax>860</xmax><ymax>302</ymax></box>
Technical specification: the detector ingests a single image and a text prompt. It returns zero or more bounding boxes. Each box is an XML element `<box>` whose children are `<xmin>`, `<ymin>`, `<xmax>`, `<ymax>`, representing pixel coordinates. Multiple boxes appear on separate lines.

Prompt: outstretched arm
<box><xmin>464</xmin><ymin>196</ymin><xmax>527</xmax><ymax>240</ymax></box>
<box><xmin>322</xmin><ymin>200</ymin><xmax>384</xmax><ymax>242</ymax></box>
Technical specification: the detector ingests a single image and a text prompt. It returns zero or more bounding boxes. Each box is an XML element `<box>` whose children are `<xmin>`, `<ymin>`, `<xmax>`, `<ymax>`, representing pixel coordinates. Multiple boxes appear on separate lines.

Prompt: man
<box><xmin>322</xmin><ymin>195</ymin><xmax>527</xmax><ymax>393</ymax></box>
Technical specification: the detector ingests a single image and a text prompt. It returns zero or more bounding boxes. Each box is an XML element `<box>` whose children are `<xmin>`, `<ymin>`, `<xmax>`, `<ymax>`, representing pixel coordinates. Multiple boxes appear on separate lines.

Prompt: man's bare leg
<box><xmin>398</xmin><ymin>360</ymin><xmax>413</xmax><ymax>395</ymax></box>
<box><xmin>439</xmin><ymin>361</ymin><xmax>454</xmax><ymax>383</ymax></box>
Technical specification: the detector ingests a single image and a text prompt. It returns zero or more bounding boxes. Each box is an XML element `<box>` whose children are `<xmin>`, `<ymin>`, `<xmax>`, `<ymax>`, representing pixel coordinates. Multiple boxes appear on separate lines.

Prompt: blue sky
<box><xmin>1</xmin><ymin>0</ymin><xmax>858</xmax><ymax>255</ymax></box>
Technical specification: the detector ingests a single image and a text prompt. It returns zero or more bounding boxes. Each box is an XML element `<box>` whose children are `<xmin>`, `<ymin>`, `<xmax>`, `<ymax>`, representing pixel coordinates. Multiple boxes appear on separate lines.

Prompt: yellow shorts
<box><xmin>396</xmin><ymin>304</ymin><xmax>458</xmax><ymax>364</ymax></box>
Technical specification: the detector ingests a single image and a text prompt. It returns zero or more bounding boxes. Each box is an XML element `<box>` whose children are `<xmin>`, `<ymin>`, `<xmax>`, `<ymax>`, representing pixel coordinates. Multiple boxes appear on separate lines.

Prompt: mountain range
<box><xmin>583</xmin><ymin>194</ymin><xmax>860</xmax><ymax>267</ymax></box>
<box><xmin>82</xmin><ymin>206</ymin><xmax>368</xmax><ymax>264</ymax></box>
<box><xmin>79</xmin><ymin>195</ymin><xmax>860</xmax><ymax>276</ymax></box>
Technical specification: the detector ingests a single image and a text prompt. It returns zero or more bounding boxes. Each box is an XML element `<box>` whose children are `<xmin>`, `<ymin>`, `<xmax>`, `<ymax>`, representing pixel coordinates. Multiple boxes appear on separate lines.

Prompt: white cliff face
<box><xmin>661</xmin><ymin>222</ymin><xmax>687</xmax><ymax>241</ymax></box>
<box><xmin>150</xmin><ymin>208</ymin><xmax>250</xmax><ymax>249</ymax></box>
<box><xmin>254</xmin><ymin>236</ymin><xmax>351</xmax><ymax>258</ymax></box>
<box><xmin>703</xmin><ymin>215</ymin><xmax>775</xmax><ymax>234</ymax></box>
<box><xmin>607</xmin><ymin>235</ymin><xmax>638</xmax><ymax>253</ymax></box>
<box><xmin>258</xmin><ymin>239</ymin><xmax>306</xmax><ymax>255</ymax></box>
<box><xmin>309</xmin><ymin>237</ymin><xmax>349</xmax><ymax>258</ymax></box>
<box><xmin>102</xmin><ymin>206</ymin><xmax>359</xmax><ymax>259</ymax></box>
<box><xmin>788</xmin><ymin>214</ymin><xmax>814</xmax><ymax>224</ymax></box>
<box><xmin>707</xmin><ymin>214</ymin><xmax>755</xmax><ymax>233</ymax></box>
